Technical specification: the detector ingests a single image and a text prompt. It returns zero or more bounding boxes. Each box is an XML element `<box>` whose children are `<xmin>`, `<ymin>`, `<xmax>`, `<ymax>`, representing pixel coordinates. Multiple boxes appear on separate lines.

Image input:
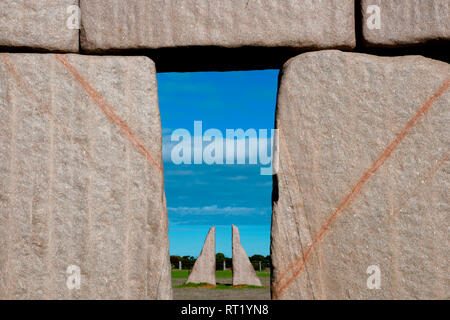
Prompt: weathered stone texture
<box><xmin>362</xmin><ymin>0</ymin><xmax>450</xmax><ymax>46</ymax></box>
<box><xmin>80</xmin><ymin>0</ymin><xmax>355</xmax><ymax>52</ymax></box>
<box><xmin>272</xmin><ymin>50</ymin><xmax>449</xmax><ymax>299</ymax></box>
<box><xmin>186</xmin><ymin>226</ymin><xmax>216</xmax><ymax>285</ymax></box>
<box><xmin>0</xmin><ymin>53</ymin><xmax>171</xmax><ymax>299</ymax></box>
<box><xmin>0</xmin><ymin>0</ymin><xmax>79</xmax><ymax>52</ymax></box>
<box><xmin>232</xmin><ymin>225</ymin><xmax>262</xmax><ymax>287</ymax></box>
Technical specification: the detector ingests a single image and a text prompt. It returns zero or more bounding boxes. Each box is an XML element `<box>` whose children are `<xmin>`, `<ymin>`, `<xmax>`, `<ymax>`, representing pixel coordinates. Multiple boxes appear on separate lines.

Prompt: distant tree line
<box><xmin>249</xmin><ymin>254</ymin><xmax>271</xmax><ymax>271</ymax></box>
<box><xmin>170</xmin><ymin>253</ymin><xmax>271</xmax><ymax>271</ymax></box>
<box><xmin>215</xmin><ymin>253</ymin><xmax>232</xmax><ymax>270</ymax></box>
<box><xmin>170</xmin><ymin>255</ymin><xmax>196</xmax><ymax>270</ymax></box>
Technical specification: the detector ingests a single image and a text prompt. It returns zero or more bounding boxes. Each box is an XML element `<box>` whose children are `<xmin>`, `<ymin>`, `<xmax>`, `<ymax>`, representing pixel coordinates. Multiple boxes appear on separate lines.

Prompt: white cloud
<box><xmin>167</xmin><ymin>205</ymin><xmax>268</xmax><ymax>216</ymax></box>
<box><xmin>225</xmin><ymin>175</ymin><xmax>248</xmax><ymax>181</ymax></box>
<box><xmin>165</xmin><ymin>170</ymin><xmax>195</xmax><ymax>176</ymax></box>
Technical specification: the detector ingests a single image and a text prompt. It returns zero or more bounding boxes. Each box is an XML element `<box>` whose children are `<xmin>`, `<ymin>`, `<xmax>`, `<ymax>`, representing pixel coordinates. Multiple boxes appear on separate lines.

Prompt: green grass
<box><xmin>171</xmin><ymin>269</ymin><xmax>270</xmax><ymax>279</ymax></box>
<box><xmin>216</xmin><ymin>270</ymin><xmax>232</xmax><ymax>278</ymax></box>
<box><xmin>174</xmin><ymin>283</ymin><xmax>265</xmax><ymax>290</ymax></box>
<box><xmin>171</xmin><ymin>270</ymin><xmax>190</xmax><ymax>278</ymax></box>
<box><xmin>256</xmin><ymin>270</ymin><xmax>270</xmax><ymax>278</ymax></box>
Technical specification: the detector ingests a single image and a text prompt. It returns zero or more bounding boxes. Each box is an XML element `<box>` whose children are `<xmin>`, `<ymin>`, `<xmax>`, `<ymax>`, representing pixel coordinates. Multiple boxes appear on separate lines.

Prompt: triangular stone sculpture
<box><xmin>232</xmin><ymin>225</ymin><xmax>262</xmax><ymax>286</ymax></box>
<box><xmin>186</xmin><ymin>226</ymin><xmax>216</xmax><ymax>285</ymax></box>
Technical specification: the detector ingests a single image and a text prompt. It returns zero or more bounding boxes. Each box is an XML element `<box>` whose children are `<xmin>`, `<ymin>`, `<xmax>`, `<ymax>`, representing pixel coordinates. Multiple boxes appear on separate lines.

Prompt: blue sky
<box><xmin>157</xmin><ymin>70</ymin><xmax>278</xmax><ymax>257</ymax></box>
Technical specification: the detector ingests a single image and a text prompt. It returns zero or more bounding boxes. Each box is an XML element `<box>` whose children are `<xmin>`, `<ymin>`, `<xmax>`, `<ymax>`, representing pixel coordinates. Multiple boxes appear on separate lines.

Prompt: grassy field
<box><xmin>174</xmin><ymin>283</ymin><xmax>264</xmax><ymax>290</ymax></box>
<box><xmin>171</xmin><ymin>269</ymin><xmax>270</xmax><ymax>279</ymax></box>
<box><xmin>172</xmin><ymin>269</ymin><xmax>271</xmax><ymax>299</ymax></box>
<box><xmin>171</xmin><ymin>270</ymin><xmax>190</xmax><ymax>278</ymax></box>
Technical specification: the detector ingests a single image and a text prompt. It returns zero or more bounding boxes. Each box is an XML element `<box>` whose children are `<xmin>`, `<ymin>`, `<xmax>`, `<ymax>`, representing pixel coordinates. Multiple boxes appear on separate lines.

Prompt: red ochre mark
<box><xmin>273</xmin><ymin>78</ymin><xmax>450</xmax><ymax>300</ymax></box>
<box><xmin>1</xmin><ymin>53</ymin><xmax>94</xmax><ymax>160</ymax></box>
<box><xmin>55</xmin><ymin>54</ymin><xmax>163</xmax><ymax>173</ymax></box>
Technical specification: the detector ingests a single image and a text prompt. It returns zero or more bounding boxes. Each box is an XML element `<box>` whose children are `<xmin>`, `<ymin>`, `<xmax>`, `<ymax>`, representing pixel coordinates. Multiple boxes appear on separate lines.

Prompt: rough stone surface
<box><xmin>0</xmin><ymin>53</ymin><xmax>171</xmax><ymax>299</ymax></box>
<box><xmin>232</xmin><ymin>225</ymin><xmax>262</xmax><ymax>287</ymax></box>
<box><xmin>272</xmin><ymin>50</ymin><xmax>449</xmax><ymax>300</ymax></box>
<box><xmin>80</xmin><ymin>0</ymin><xmax>355</xmax><ymax>52</ymax></box>
<box><xmin>187</xmin><ymin>226</ymin><xmax>216</xmax><ymax>285</ymax></box>
<box><xmin>362</xmin><ymin>0</ymin><xmax>450</xmax><ymax>47</ymax></box>
<box><xmin>0</xmin><ymin>0</ymin><xmax>79</xmax><ymax>52</ymax></box>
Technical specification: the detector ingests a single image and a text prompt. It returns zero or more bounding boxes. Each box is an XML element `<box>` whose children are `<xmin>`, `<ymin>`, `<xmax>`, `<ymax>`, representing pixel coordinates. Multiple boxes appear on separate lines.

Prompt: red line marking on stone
<box><xmin>273</xmin><ymin>78</ymin><xmax>450</xmax><ymax>299</ymax></box>
<box><xmin>1</xmin><ymin>53</ymin><xmax>94</xmax><ymax>161</ymax></box>
<box><xmin>55</xmin><ymin>54</ymin><xmax>163</xmax><ymax>173</ymax></box>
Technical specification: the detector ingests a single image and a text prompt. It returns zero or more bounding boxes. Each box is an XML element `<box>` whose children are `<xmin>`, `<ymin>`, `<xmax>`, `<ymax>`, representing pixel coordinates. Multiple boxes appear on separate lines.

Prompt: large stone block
<box><xmin>80</xmin><ymin>0</ymin><xmax>355</xmax><ymax>52</ymax></box>
<box><xmin>232</xmin><ymin>225</ymin><xmax>262</xmax><ymax>287</ymax></box>
<box><xmin>272</xmin><ymin>50</ymin><xmax>449</xmax><ymax>299</ymax></box>
<box><xmin>0</xmin><ymin>0</ymin><xmax>79</xmax><ymax>52</ymax></box>
<box><xmin>186</xmin><ymin>226</ymin><xmax>216</xmax><ymax>285</ymax></box>
<box><xmin>361</xmin><ymin>0</ymin><xmax>450</xmax><ymax>47</ymax></box>
<box><xmin>0</xmin><ymin>53</ymin><xmax>171</xmax><ymax>299</ymax></box>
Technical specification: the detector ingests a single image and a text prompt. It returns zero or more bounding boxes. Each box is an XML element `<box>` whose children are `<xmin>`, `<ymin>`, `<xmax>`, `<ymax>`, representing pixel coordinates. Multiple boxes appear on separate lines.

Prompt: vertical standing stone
<box><xmin>272</xmin><ymin>50</ymin><xmax>449</xmax><ymax>299</ymax></box>
<box><xmin>232</xmin><ymin>225</ymin><xmax>262</xmax><ymax>287</ymax></box>
<box><xmin>0</xmin><ymin>53</ymin><xmax>171</xmax><ymax>299</ymax></box>
<box><xmin>186</xmin><ymin>226</ymin><xmax>216</xmax><ymax>285</ymax></box>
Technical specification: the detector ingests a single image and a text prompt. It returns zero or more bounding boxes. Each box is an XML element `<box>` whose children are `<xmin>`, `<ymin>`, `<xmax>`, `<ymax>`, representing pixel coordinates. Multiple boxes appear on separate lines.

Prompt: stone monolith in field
<box><xmin>272</xmin><ymin>50</ymin><xmax>449</xmax><ymax>300</ymax></box>
<box><xmin>186</xmin><ymin>226</ymin><xmax>216</xmax><ymax>285</ymax></box>
<box><xmin>0</xmin><ymin>53</ymin><xmax>171</xmax><ymax>299</ymax></box>
<box><xmin>232</xmin><ymin>225</ymin><xmax>262</xmax><ymax>287</ymax></box>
